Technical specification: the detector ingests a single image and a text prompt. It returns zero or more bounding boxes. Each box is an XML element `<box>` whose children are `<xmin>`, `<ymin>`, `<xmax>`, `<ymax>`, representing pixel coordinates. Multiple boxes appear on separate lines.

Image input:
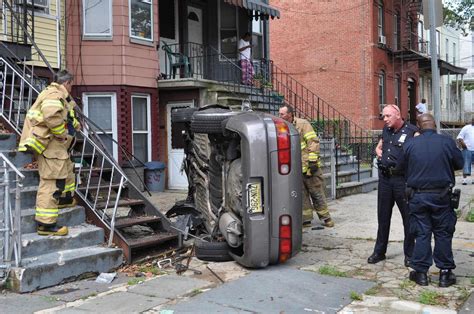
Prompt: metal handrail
<box><xmin>0</xmin><ymin>152</ymin><xmax>25</xmax><ymax>278</ymax></box>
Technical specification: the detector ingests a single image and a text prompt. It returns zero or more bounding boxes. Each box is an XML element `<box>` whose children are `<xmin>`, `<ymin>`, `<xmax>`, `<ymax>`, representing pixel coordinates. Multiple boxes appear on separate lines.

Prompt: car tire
<box><xmin>191</xmin><ymin>108</ymin><xmax>240</xmax><ymax>134</ymax></box>
<box><xmin>171</xmin><ymin>107</ymin><xmax>197</xmax><ymax>123</ymax></box>
<box><xmin>194</xmin><ymin>237</ymin><xmax>233</xmax><ymax>262</ymax></box>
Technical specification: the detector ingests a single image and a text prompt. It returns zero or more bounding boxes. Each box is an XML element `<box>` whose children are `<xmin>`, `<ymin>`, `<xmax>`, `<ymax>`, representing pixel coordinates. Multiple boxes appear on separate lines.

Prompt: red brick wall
<box><xmin>270</xmin><ymin>0</ymin><xmax>419</xmax><ymax>130</ymax></box>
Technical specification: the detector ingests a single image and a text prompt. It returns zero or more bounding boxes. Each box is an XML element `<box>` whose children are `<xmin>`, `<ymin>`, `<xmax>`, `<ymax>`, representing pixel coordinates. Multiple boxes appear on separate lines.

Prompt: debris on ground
<box><xmin>23</xmin><ymin>161</ymin><xmax>38</xmax><ymax>169</ymax></box>
<box><xmin>95</xmin><ymin>272</ymin><xmax>117</xmax><ymax>284</ymax></box>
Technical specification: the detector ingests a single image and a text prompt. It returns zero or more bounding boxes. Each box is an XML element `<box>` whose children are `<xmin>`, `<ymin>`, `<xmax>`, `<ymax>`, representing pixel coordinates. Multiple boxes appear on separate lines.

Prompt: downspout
<box><xmin>56</xmin><ymin>0</ymin><xmax>61</xmax><ymax>69</ymax></box>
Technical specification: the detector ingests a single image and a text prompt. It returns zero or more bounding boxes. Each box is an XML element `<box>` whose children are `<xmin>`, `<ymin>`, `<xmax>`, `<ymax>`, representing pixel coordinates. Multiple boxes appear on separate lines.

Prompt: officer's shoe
<box><xmin>322</xmin><ymin>218</ymin><xmax>335</xmax><ymax>228</ymax></box>
<box><xmin>37</xmin><ymin>225</ymin><xmax>69</xmax><ymax>236</ymax></box>
<box><xmin>367</xmin><ymin>253</ymin><xmax>386</xmax><ymax>264</ymax></box>
<box><xmin>302</xmin><ymin>221</ymin><xmax>313</xmax><ymax>228</ymax></box>
<box><xmin>439</xmin><ymin>269</ymin><xmax>456</xmax><ymax>288</ymax></box>
<box><xmin>409</xmin><ymin>271</ymin><xmax>429</xmax><ymax>286</ymax></box>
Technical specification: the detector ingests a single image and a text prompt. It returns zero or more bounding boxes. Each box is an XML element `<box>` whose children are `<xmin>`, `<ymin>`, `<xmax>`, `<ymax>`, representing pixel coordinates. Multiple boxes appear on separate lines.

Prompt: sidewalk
<box><xmin>0</xmin><ymin>176</ymin><xmax>472</xmax><ymax>313</ymax></box>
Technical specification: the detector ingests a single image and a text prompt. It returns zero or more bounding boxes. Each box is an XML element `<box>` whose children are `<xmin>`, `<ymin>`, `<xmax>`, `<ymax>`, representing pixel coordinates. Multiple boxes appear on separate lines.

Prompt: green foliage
<box><xmin>127</xmin><ymin>278</ymin><xmax>145</xmax><ymax>286</ymax></box>
<box><xmin>364</xmin><ymin>284</ymin><xmax>381</xmax><ymax>296</ymax></box>
<box><xmin>350</xmin><ymin>291</ymin><xmax>363</xmax><ymax>301</ymax></box>
<box><xmin>418</xmin><ymin>290</ymin><xmax>446</xmax><ymax>306</ymax></box>
<box><xmin>443</xmin><ymin>0</ymin><xmax>473</xmax><ymax>35</ymax></box>
<box><xmin>318</xmin><ymin>265</ymin><xmax>347</xmax><ymax>277</ymax></box>
<box><xmin>399</xmin><ymin>279</ymin><xmax>416</xmax><ymax>289</ymax></box>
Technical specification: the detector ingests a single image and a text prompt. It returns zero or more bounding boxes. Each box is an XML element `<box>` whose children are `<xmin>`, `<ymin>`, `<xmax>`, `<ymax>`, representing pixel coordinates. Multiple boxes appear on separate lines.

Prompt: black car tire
<box><xmin>191</xmin><ymin>108</ymin><xmax>240</xmax><ymax>134</ymax></box>
<box><xmin>171</xmin><ymin>107</ymin><xmax>197</xmax><ymax>123</ymax></box>
<box><xmin>194</xmin><ymin>237</ymin><xmax>233</xmax><ymax>262</ymax></box>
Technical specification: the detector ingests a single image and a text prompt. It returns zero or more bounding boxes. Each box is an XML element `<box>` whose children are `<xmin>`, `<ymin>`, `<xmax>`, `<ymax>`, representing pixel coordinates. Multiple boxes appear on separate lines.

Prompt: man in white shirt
<box><xmin>457</xmin><ymin>117</ymin><xmax>474</xmax><ymax>184</ymax></box>
<box><xmin>416</xmin><ymin>99</ymin><xmax>428</xmax><ymax>115</ymax></box>
<box><xmin>238</xmin><ymin>32</ymin><xmax>254</xmax><ymax>85</ymax></box>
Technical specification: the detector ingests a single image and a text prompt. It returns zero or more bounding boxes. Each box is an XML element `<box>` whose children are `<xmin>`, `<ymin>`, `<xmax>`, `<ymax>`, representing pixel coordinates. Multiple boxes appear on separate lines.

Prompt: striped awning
<box><xmin>224</xmin><ymin>0</ymin><xmax>280</xmax><ymax>19</ymax></box>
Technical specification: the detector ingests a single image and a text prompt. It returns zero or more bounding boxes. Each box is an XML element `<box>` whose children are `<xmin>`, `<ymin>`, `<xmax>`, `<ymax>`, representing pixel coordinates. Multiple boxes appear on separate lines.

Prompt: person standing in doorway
<box><xmin>368</xmin><ymin>104</ymin><xmax>418</xmax><ymax>266</ymax></box>
<box><xmin>416</xmin><ymin>98</ymin><xmax>428</xmax><ymax>115</ymax></box>
<box><xmin>456</xmin><ymin>117</ymin><xmax>474</xmax><ymax>185</ymax></box>
<box><xmin>279</xmin><ymin>104</ymin><xmax>335</xmax><ymax>228</ymax></box>
<box><xmin>18</xmin><ymin>70</ymin><xmax>80</xmax><ymax>236</ymax></box>
<box><xmin>238</xmin><ymin>32</ymin><xmax>254</xmax><ymax>85</ymax></box>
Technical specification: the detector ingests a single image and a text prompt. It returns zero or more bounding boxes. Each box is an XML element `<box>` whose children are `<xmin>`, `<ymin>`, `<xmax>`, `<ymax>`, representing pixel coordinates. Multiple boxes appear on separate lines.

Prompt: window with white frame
<box><xmin>393</xmin><ymin>12</ymin><xmax>400</xmax><ymax>50</ymax></box>
<box><xmin>83</xmin><ymin>93</ymin><xmax>118</xmax><ymax>159</ymax></box>
<box><xmin>132</xmin><ymin>95</ymin><xmax>151</xmax><ymax>162</ymax></box>
<box><xmin>219</xmin><ymin>2</ymin><xmax>238</xmax><ymax>58</ymax></box>
<box><xmin>377</xmin><ymin>0</ymin><xmax>384</xmax><ymax>38</ymax></box>
<box><xmin>17</xmin><ymin>0</ymin><xmax>49</xmax><ymax>14</ymax></box>
<box><xmin>130</xmin><ymin>0</ymin><xmax>153</xmax><ymax>41</ymax></box>
<box><xmin>379</xmin><ymin>70</ymin><xmax>386</xmax><ymax>113</ymax></box>
<box><xmin>83</xmin><ymin>0</ymin><xmax>112</xmax><ymax>38</ymax></box>
<box><xmin>252</xmin><ymin>16</ymin><xmax>263</xmax><ymax>60</ymax></box>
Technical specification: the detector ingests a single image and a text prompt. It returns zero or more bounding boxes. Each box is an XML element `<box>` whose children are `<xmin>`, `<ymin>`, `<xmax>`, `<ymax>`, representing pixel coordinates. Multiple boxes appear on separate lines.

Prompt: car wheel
<box><xmin>194</xmin><ymin>237</ymin><xmax>233</xmax><ymax>262</ymax></box>
<box><xmin>171</xmin><ymin>107</ymin><xmax>197</xmax><ymax>123</ymax></box>
<box><xmin>191</xmin><ymin>108</ymin><xmax>240</xmax><ymax>134</ymax></box>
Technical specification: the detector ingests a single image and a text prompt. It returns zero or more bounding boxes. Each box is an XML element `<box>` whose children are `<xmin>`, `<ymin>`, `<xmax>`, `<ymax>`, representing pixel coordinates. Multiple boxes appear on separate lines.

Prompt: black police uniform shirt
<box><xmin>380</xmin><ymin>122</ymin><xmax>418</xmax><ymax>171</ymax></box>
<box><xmin>402</xmin><ymin>129</ymin><xmax>463</xmax><ymax>189</ymax></box>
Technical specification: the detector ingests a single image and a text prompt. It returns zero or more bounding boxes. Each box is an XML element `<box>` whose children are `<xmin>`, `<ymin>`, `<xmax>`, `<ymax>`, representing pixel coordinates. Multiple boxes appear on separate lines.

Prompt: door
<box><xmin>159</xmin><ymin>0</ymin><xmax>179</xmax><ymax>78</ymax></box>
<box><xmin>187</xmin><ymin>6</ymin><xmax>203</xmax><ymax>78</ymax></box>
<box><xmin>408</xmin><ymin>79</ymin><xmax>417</xmax><ymax>125</ymax></box>
<box><xmin>167</xmin><ymin>102</ymin><xmax>193</xmax><ymax>189</ymax></box>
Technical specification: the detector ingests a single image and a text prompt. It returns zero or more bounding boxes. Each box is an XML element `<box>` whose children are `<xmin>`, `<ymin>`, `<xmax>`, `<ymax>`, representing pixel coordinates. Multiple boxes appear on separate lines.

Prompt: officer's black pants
<box><xmin>374</xmin><ymin>174</ymin><xmax>414</xmax><ymax>258</ymax></box>
<box><xmin>408</xmin><ymin>193</ymin><xmax>456</xmax><ymax>273</ymax></box>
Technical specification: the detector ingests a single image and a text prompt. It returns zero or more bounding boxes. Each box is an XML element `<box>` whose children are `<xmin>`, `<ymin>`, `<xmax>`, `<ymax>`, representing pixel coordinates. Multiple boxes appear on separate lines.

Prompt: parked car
<box><xmin>167</xmin><ymin>105</ymin><xmax>302</xmax><ymax>268</ymax></box>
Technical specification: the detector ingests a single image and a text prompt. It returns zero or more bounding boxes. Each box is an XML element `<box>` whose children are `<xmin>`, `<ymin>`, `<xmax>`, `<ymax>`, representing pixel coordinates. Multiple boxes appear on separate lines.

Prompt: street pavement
<box><xmin>0</xmin><ymin>175</ymin><xmax>472</xmax><ymax>313</ymax></box>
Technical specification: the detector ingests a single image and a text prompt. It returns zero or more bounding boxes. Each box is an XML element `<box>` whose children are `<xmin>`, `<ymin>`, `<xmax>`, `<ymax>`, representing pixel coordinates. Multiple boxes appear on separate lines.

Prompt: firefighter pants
<box><xmin>35</xmin><ymin>154</ymin><xmax>75</xmax><ymax>225</ymax></box>
<box><xmin>302</xmin><ymin>168</ymin><xmax>330</xmax><ymax>222</ymax></box>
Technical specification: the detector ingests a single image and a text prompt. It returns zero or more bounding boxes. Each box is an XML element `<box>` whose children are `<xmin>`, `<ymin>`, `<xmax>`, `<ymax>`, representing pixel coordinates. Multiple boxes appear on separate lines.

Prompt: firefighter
<box><xmin>18</xmin><ymin>70</ymin><xmax>80</xmax><ymax>236</ymax></box>
<box><xmin>279</xmin><ymin>104</ymin><xmax>335</xmax><ymax>228</ymax></box>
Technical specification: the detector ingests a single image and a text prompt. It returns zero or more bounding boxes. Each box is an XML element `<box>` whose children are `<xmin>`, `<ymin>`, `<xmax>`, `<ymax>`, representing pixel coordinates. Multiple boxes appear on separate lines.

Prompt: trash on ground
<box><xmin>95</xmin><ymin>272</ymin><xmax>117</xmax><ymax>284</ymax></box>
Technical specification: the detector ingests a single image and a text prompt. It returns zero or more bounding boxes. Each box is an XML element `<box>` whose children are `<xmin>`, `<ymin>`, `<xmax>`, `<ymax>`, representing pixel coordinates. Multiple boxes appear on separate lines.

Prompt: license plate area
<box><xmin>247</xmin><ymin>181</ymin><xmax>263</xmax><ymax>214</ymax></box>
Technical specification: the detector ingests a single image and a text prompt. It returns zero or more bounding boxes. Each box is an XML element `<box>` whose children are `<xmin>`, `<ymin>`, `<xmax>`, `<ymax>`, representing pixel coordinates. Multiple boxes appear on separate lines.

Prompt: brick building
<box><xmin>270</xmin><ymin>0</ymin><xmax>423</xmax><ymax>130</ymax></box>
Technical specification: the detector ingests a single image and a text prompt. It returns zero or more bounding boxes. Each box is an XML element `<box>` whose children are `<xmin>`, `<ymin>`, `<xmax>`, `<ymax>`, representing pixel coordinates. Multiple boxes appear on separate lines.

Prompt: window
<box><xmin>446</xmin><ymin>38</ymin><xmax>449</xmax><ymax>61</ymax></box>
<box><xmin>436</xmin><ymin>30</ymin><xmax>440</xmax><ymax>56</ymax></box>
<box><xmin>418</xmin><ymin>21</ymin><xmax>424</xmax><ymax>53</ymax></box>
<box><xmin>83</xmin><ymin>93</ymin><xmax>118</xmax><ymax>159</ymax></box>
<box><xmin>379</xmin><ymin>70</ymin><xmax>386</xmax><ymax>113</ymax></box>
<box><xmin>252</xmin><ymin>16</ymin><xmax>263</xmax><ymax>60</ymax></box>
<box><xmin>132</xmin><ymin>95</ymin><xmax>151</xmax><ymax>162</ymax></box>
<box><xmin>17</xmin><ymin>0</ymin><xmax>49</xmax><ymax>14</ymax></box>
<box><xmin>453</xmin><ymin>42</ymin><xmax>456</xmax><ymax>65</ymax></box>
<box><xmin>83</xmin><ymin>0</ymin><xmax>112</xmax><ymax>38</ymax></box>
<box><xmin>130</xmin><ymin>0</ymin><xmax>153</xmax><ymax>41</ymax></box>
<box><xmin>159</xmin><ymin>0</ymin><xmax>176</xmax><ymax>39</ymax></box>
<box><xmin>393</xmin><ymin>12</ymin><xmax>400</xmax><ymax>50</ymax></box>
<box><xmin>377</xmin><ymin>0</ymin><xmax>384</xmax><ymax>38</ymax></box>
<box><xmin>219</xmin><ymin>2</ymin><xmax>238</xmax><ymax>58</ymax></box>
<box><xmin>394</xmin><ymin>75</ymin><xmax>401</xmax><ymax>107</ymax></box>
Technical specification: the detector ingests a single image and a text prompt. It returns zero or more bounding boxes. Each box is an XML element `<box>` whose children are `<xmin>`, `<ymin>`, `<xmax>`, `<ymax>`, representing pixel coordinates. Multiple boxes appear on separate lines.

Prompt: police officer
<box><xmin>368</xmin><ymin>104</ymin><xmax>418</xmax><ymax>265</ymax></box>
<box><xmin>19</xmin><ymin>70</ymin><xmax>80</xmax><ymax>236</ymax></box>
<box><xmin>402</xmin><ymin>114</ymin><xmax>463</xmax><ymax>287</ymax></box>
<box><xmin>279</xmin><ymin>104</ymin><xmax>334</xmax><ymax>228</ymax></box>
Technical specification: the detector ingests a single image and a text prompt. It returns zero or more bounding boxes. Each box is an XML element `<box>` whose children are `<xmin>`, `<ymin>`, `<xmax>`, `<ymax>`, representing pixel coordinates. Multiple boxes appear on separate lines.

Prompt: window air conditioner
<box><xmin>378</xmin><ymin>35</ymin><xmax>386</xmax><ymax>45</ymax></box>
<box><xmin>17</xmin><ymin>0</ymin><xmax>49</xmax><ymax>9</ymax></box>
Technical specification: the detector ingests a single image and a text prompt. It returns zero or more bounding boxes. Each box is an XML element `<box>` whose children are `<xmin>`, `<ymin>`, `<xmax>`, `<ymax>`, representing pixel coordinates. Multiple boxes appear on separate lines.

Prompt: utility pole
<box><xmin>428</xmin><ymin>0</ymin><xmax>441</xmax><ymax>131</ymax></box>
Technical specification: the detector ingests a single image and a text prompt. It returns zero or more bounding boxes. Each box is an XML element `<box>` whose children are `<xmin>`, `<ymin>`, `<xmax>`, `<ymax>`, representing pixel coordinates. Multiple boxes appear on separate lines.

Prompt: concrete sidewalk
<box><xmin>0</xmin><ymin>175</ymin><xmax>472</xmax><ymax>313</ymax></box>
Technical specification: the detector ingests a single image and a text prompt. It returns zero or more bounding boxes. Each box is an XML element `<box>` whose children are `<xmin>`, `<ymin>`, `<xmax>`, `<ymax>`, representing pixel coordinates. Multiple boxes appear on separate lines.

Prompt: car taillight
<box><xmin>279</xmin><ymin>215</ymin><xmax>292</xmax><ymax>263</ymax></box>
<box><xmin>272</xmin><ymin>118</ymin><xmax>291</xmax><ymax>175</ymax></box>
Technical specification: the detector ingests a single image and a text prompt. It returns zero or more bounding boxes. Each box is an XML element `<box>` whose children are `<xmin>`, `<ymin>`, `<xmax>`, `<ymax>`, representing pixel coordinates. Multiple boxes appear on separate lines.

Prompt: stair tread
<box><xmin>22</xmin><ymin>224</ymin><xmax>103</xmax><ymax>241</ymax></box>
<box><xmin>114</xmin><ymin>216</ymin><xmax>161</xmax><ymax>228</ymax></box>
<box><xmin>127</xmin><ymin>232</ymin><xmax>178</xmax><ymax>249</ymax></box>
<box><xmin>77</xmin><ymin>183</ymin><xmax>122</xmax><ymax>191</ymax></box>
<box><xmin>21</xmin><ymin>205</ymin><xmax>83</xmax><ymax>216</ymax></box>
<box><xmin>95</xmin><ymin>198</ymin><xmax>145</xmax><ymax>210</ymax></box>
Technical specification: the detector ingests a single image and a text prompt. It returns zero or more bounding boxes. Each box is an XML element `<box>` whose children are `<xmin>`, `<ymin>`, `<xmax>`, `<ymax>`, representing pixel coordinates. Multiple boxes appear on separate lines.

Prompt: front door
<box><xmin>408</xmin><ymin>80</ymin><xmax>416</xmax><ymax>124</ymax></box>
<box><xmin>167</xmin><ymin>102</ymin><xmax>193</xmax><ymax>189</ymax></box>
<box><xmin>187</xmin><ymin>6</ymin><xmax>203</xmax><ymax>78</ymax></box>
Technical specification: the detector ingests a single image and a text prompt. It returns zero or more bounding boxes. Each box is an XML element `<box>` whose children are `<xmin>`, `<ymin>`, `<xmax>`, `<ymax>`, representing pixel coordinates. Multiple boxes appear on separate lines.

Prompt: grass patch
<box><xmin>139</xmin><ymin>265</ymin><xmax>163</xmax><ymax>276</ymax></box>
<box><xmin>458</xmin><ymin>287</ymin><xmax>470</xmax><ymax>303</ymax></box>
<box><xmin>399</xmin><ymin>279</ymin><xmax>416</xmax><ymax>289</ymax></box>
<box><xmin>364</xmin><ymin>284</ymin><xmax>381</xmax><ymax>296</ymax></box>
<box><xmin>418</xmin><ymin>290</ymin><xmax>447</xmax><ymax>306</ymax></box>
<box><xmin>318</xmin><ymin>265</ymin><xmax>347</xmax><ymax>277</ymax></box>
<box><xmin>350</xmin><ymin>291</ymin><xmax>363</xmax><ymax>301</ymax></box>
<box><xmin>127</xmin><ymin>278</ymin><xmax>145</xmax><ymax>286</ymax></box>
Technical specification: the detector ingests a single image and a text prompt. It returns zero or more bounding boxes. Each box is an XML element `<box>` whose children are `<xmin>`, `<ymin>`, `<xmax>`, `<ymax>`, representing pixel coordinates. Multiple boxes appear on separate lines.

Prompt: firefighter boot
<box><xmin>37</xmin><ymin>224</ymin><xmax>69</xmax><ymax>236</ymax></box>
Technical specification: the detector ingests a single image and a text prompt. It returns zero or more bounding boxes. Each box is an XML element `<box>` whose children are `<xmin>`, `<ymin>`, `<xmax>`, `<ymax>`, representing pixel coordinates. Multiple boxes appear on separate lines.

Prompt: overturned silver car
<box><xmin>167</xmin><ymin>105</ymin><xmax>302</xmax><ymax>268</ymax></box>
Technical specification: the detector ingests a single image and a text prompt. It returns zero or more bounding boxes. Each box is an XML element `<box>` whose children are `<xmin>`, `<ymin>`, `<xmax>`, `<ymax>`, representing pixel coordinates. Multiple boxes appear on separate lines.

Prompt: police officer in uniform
<box><xmin>402</xmin><ymin>114</ymin><xmax>463</xmax><ymax>287</ymax></box>
<box><xmin>368</xmin><ymin>104</ymin><xmax>418</xmax><ymax>265</ymax></box>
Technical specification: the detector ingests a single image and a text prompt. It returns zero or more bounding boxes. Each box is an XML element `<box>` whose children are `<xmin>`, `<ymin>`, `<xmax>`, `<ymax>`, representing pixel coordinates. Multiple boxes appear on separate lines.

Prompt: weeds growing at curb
<box><xmin>190</xmin><ymin>288</ymin><xmax>203</xmax><ymax>297</ymax></box>
<box><xmin>127</xmin><ymin>278</ymin><xmax>145</xmax><ymax>286</ymax></box>
<box><xmin>457</xmin><ymin>287</ymin><xmax>470</xmax><ymax>303</ymax></box>
<box><xmin>318</xmin><ymin>265</ymin><xmax>347</xmax><ymax>277</ymax></box>
<box><xmin>399</xmin><ymin>279</ymin><xmax>416</xmax><ymax>289</ymax></box>
<box><xmin>364</xmin><ymin>284</ymin><xmax>381</xmax><ymax>296</ymax></box>
<box><xmin>418</xmin><ymin>290</ymin><xmax>447</xmax><ymax>306</ymax></box>
<box><xmin>350</xmin><ymin>291</ymin><xmax>363</xmax><ymax>301</ymax></box>
<box><xmin>139</xmin><ymin>265</ymin><xmax>163</xmax><ymax>275</ymax></box>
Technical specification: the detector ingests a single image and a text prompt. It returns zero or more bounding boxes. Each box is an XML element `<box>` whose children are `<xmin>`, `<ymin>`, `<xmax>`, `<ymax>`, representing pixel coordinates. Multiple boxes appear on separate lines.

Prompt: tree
<box><xmin>443</xmin><ymin>0</ymin><xmax>473</xmax><ymax>35</ymax></box>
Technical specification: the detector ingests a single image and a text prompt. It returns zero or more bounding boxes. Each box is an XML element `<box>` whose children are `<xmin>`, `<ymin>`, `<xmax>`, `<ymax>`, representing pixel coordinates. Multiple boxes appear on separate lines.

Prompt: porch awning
<box><xmin>224</xmin><ymin>0</ymin><xmax>280</xmax><ymax>19</ymax></box>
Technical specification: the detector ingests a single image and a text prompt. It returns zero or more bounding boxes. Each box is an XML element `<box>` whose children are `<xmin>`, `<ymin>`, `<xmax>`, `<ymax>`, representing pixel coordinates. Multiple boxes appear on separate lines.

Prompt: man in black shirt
<box><xmin>402</xmin><ymin>114</ymin><xmax>463</xmax><ymax>287</ymax></box>
<box><xmin>368</xmin><ymin>105</ymin><xmax>418</xmax><ymax>266</ymax></box>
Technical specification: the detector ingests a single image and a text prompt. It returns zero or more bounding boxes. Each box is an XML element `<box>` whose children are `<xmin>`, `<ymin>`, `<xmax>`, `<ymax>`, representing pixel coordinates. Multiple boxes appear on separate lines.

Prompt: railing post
<box><xmin>330</xmin><ymin>138</ymin><xmax>336</xmax><ymax>200</ymax></box>
<box><xmin>3</xmin><ymin>161</ymin><xmax>10</xmax><ymax>263</ymax></box>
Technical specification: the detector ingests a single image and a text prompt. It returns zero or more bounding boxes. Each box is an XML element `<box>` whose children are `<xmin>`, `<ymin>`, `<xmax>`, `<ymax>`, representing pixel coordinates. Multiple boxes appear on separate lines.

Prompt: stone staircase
<box><xmin>0</xmin><ymin>133</ymin><xmax>122</xmax><ymax>293</ymax></box>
